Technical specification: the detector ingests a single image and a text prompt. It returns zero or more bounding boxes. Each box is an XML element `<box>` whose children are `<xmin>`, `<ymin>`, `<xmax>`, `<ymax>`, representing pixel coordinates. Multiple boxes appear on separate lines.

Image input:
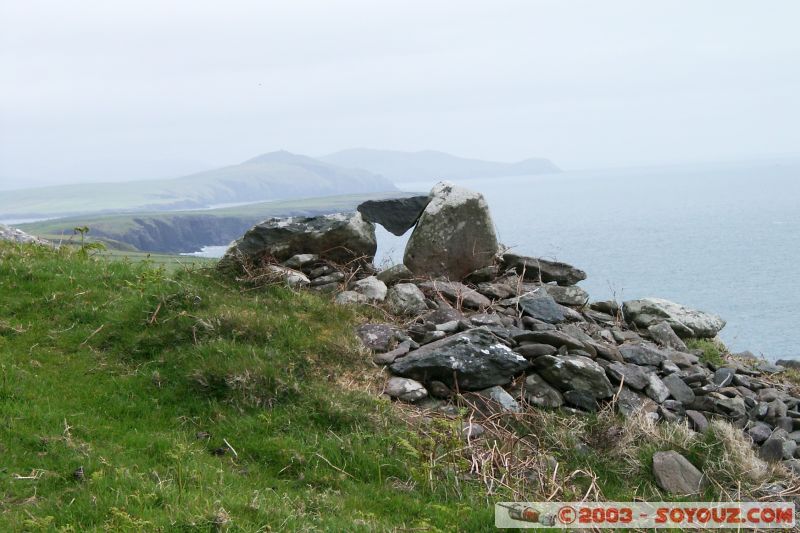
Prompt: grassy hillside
<box><xmin>1</xmin><ymin>243</ymin><xmax>794</xmax><ymax>530</ymax></box>
<box><xmin>0</xmin><ymin>242</ymin><xmax>496</xmax><ymax>530</ymax></box>
<box><xmin>322</xmin><ymin>148</ymin><xmax>561</xmax><ymax>182</ymax></box>
<box><xmin>19</xmin><ymin>191</ymin><xmax>416</xmax><ymax>254</ymax></box>
<box><xmin>0</xmin><ymin>152</ymin><xmax>397</xmax><ymax>220</ymax></box>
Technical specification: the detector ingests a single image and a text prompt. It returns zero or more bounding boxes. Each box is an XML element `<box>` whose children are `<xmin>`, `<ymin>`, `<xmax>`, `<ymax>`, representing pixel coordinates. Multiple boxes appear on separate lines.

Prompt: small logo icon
<box><xmin>558</xmin><ymin>505</ymin><xmax>576</xmax><ymax>525</ymax></box>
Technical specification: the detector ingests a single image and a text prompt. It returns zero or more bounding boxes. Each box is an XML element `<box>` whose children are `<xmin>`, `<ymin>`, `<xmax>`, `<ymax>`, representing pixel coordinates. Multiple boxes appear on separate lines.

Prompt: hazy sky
<box><xmin>2</xmin><ymin>0</ymin><xmax>799</xmax><ymax>188</ymax></box>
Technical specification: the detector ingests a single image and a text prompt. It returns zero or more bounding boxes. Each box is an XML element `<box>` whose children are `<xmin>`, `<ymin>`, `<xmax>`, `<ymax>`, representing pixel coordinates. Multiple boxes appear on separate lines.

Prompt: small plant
<box><xmin>686</xmin><ymin>338</ymin><xmax>725</xmax><ymax>365</ymax></box>
<box><xmin>72</xmin><ymin>225</ymin><xmax>106</xmax><ymax>258</ymax></box>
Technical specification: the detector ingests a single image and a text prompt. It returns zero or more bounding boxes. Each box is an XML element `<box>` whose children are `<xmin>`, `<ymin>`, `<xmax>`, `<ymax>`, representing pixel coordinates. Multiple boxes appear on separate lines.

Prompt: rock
<box><xmin>564</xmin><ymin>390</ymin><xmax>598</xmax><ymax>412</ymax></box>
<box><xmin>501</xmin><ymin>253</ymin><xmax>587</xmax><ymax>286</ymax></box>
<box><xmin>522</xmin><ymin>373</ymin><xmax>564</xmax><ymax>408</ymax></box>
<box><xmin>372</xmin><ymin>341</ymin><xmax>412</xmax><ymax>365</ymax></box>
<box><xmin>477</xmin><ymin>280</ymin><xmax>517</xmax><ymax>300</ymax></box>
<box><xmin>776</xmin><ymin>359</ymin><xmax>800</xmax><ymax>370</ymax></box>
<box><xmin>389</xmin><ymin>328</ymin><xmax>529</xmax><ymax>391</ymax></box>
<box><xmin>351</xmin><ymin>276</ymin><xmax>388</xmax><ymax>302</ymax></box>
<box><xmin>503</xmin><ymin>292</ymin><xmax>566</xmax><ymax>324</ymax></box>
<box><xmin>528</xmin><ymin>284</ymin><xmax>589</xmax><ymax>307</ymax></box>
<box><xmin>757</xmin><ymin>362</ymin><xmax>785</xmax><ymax>374</ymax></box>
<box><xmin>748</xmin><ymin>423</ymin><xmax>774</xmax><ymax>444</ymax></box>
<box><xmin>516</xmin><ymin>343</ymin><xmax>558</xmax><ymax>359</ymax></box>
<box><xmin>384</xmin><ymin>377</ymin><xmax>428</xmax><ymax>402</ymax></box>
<box><xmin>622</xmin><ymin>298</ymin><xmax>725</xmax><ymax>338</ymax></box>
<box><xmin>606</xmin><ymin>362</ymin><xmax>650</xmax><ymax>391</ymax></box>
<box><xmin>461</xmin><ymin>422</ymin><xmax>485</xmax><ymax>440</ymax></box>
<box><xmin>355</xmin><ymin>323</ymin><xmax>398</xmax><ymax>352</ymax></box>
<box><xmin>335</xmin><ymin>291</ymin><xmax>368</xmax><ymax>305</ymax></box>
<box><xmin>685</xmin><ymin>410</ymin><xmax>709</xmax><ymax>433</ymax></box>
<box><xmin>619</xmin><ymin>343</ymin><xmax>667</xmax><ymax>366</ymax></box>
<box><xmin>513</xmin><ymin>330</ymin><xmax>585</xmax><ymax>351</ymax></box>
<box><xmin>311</xmin><ymin>272</ymin><xmax>345</xmax><ymax>286</ymax></box>
<box><xmin>385</xmin><ymin>283</ymin><xmax>428</xmax><ymax>316</ymax></box>
<box><xmin>435</xmin><ymin>320</ymin><xmax>460</xmax><ymax>333</ymax></box>
<box><xmin>356</xmin><ymin>196</ymin><xmax>430</xmax><ymax>236</ymax></box>
<box><xmin>662</xmin><ymin>374</ymin><xmax>696</xmax><ymax>404</ymax></box>
<box><xmin>645</xmin><ymin>374</ymin><xmax>671</xmax><ymax>404</ymax></box>
<box><xmin>263</xmin><ymin>265</ymin><xmax>311</xmax><ymax>288</ymax></box>
<box><xmin>478</xmin><ymin>385</ymin><xmax>520</xmax><ymax>413</ymax></box>
<box><xmin>760</xmin><ymin>438</ymin><xmax>785</xmax><ymax>463</ymax></box>
<box><xmin>712</xmin><ymin>368</ymin><xmax>735</xmax><ymax>387</ymax></box>
<box><xmin>376</xmin><ymin>264</ymin><xmax>414</xmax><ymax>286</ymax></box>
<box><xmin>616</xmin><ymin>387</ymin><xmax>658</xmax><ymax>418</ymax></box>
<box><xmin>282</xmin><ymin>253</ymin><xmax>319</xmax><ymax>270</ymax></box>
<box><xmin>591</xmin><ymin>300</ymin><xmax>620</xmax><ymax>315</ymax></box>
<box><xmin>419</xmin><ymin>280</ymin><xmax>491</xmax><ymax>310</ymax></box>
<box><xmin>403</xmin><ymin>182</ymin><xmax>499</xmax><ymax>279</ymax></box>
<box><xmin>715</xmin><ymin>396</ymin><xmax>747</xmax><ymax>420</ymax></box>
<box><xmin>0</xmin><ymin>224</ymin><xmax>49</xmax><ymax>245</ymax></box>
<box><xmin>427</xmin><ymin>380</ymin><xmax>452</xmax><ymax>399</ymax></box>
<box><xmin>424</xmin><ymin>307</ymin><xmax>464</xmax><ymax>325</ymax></box>
<box><xmin>532</xmin><ymin>355</ymin><xmax>615</xmax><ymax>399</ymax></box>
<box><xmin>647</xmin><ymin>322</ymin><xmax>688</xmax><ymax>351</ymax></box>
<box><xmin>464</xmin><ymin>266</ymin><xmax>500</xmax><ymax>284</ymax></box>
<box><xmin>220</xmin><ymin>212</ymin><xmax>376</xmax><ymax>272</ymax></box>
<box><xmin>652</xmin><ymin>451</ymin><xmax>705</xmax><ymax>495</ymax></box>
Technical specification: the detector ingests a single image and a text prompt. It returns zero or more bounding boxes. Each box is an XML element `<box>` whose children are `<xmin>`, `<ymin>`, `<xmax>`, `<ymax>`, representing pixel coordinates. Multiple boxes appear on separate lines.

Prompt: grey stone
<box><xmin>461</xmin><ymin>422</ymin><xmax>485</xmax><ymax>440</ymax></box>
<box><xmin>647</xmin><ymin>321</ymin><xmax>688</xmax><ymax>351</ymax></box>
<box><xmin>760</xmin><ymin>438</ymin><xmax>785</xmax><ymax>463</ymax></box>
<box><xmin>357</xmin><ymin>195</ymin><xmax>430</xmax><ymax>236</ymax></box>
<box><xmin>419</xmin><ymin>280</ymin><xmax>491</xmax><ymax>310</ymax></box>
<box><xmin>384</xmin><ymin>377</ymin><xmax>428</xmax><ymax>402</ymax></box>
<box><xmin>616</xmin><ymin>387</ymin><xmax>658</xmax><ymax>418</ymax></box>
<box><xmin>501</xmin><ymin>253</ymin><xmax>587</xmax><ymax>286</ymax></box>
<box><xmin>748</xmin><ymin>423</ymin><xmax>773</xmax><ymax>444</ymax></box>
<box><xmin>532</xmin><ymin>355</ymin><xmax>615</xmax><ymax>399</ymax></box>
<box><xmin>513</xmin><ymin>330</ymin><xmax>585</xmax><ymax>351</ymax></box>
<box><xmin>219</xmin><ymin>212</ymin><xmax>376</xmax><ymax>272</ymax></box>
<box><xmin>619</xmin><ymin>343</ymin><xmax>667</xmax><ymax>366</ymax></box>
<box><xmin>622</xmin><ymin>298</ymin><xmax>725</xmax><ymax>338</ymax></box>
<box><xmin>427</xmin><ymin>380</ymin><xmax>452</xmax><ymax>399</ymax></box>
<box><xmin>404</xmin><ymin>182</ymin><xmax>499</xmax><ymax>279</ymax></box>
<box><xmin>262</xmin><ymin>265</ymin><xmax>311</xmax><ymax>288</ymax></box>
<box><xmin>335</xmin><ymin>290</ymin><xmax>368</xmax><ymax>305</ymax></box>
<box><xmin>389</xmin><ymin>328</ymin><xmax>529</xmax><ymax>391</ymax></box>
<box><xmin>282</xmin><ymin>253</ymin><xmax>319</xmax><ymax>270</ymax></box>
<box><xmin>386</xmin><ymin>283</ymin><xmax>427</xmax><ymax>316</ymax></box>
<box><xmin>479</xmin><ymin>385</ymin><xmax>521</xmax><ymax>413</ymax></box>
<box><xmin>500</xmin><ymin>292</ymin><xmax>567</xmax><ymax>324</ymax></box>
<box><xmin>652</xmin><ymin>451</ymin><xmax>705</xmax><ymax>495</ymax></box>
<box><xmin>564</xmin><ymin>390</ymin><xmax>598</xmax><ymax>412</ymax></box>
<box><xmin>516</xmin><ymin>343</ymin><xmax>558</xmax><ymax>359</ymax></box>
<box><xmin>712</xmin><ymin>368</ymin><xmax>735</xmax><ymax>387</ymax></box>
<box><xmin>351</xmin><ymin>276</ymin><xmax>387</xmax><ymax>302</ymax></box>
<box><xmin>355</xmin><ymin>323</ymin><xmax>398</xmax><ymax>352</ymax></box>
<box><xmin>715</xmin><ymin>396</ymin><xmax>747</xmax><ymax>420</ymax></box>
<box><xmin>464</xmin><ymin>265</ymin><xmax>500</xmax><ymax>284</ymax></box>
<box><xmin>311</xmin><ymin>272</ymin><xmax>345</xmax><ymax>286</ymax></box>
<box><xmin>522</xmin><ymin>373</ymin><xmax>564</xmax><ymax>408</ymax></box>
<box><xmin>666</xmin><ymin>351</ymin><xmax>700</xmax><ymax>368</ymax></box>
<box><xmin>606</xmin><ymin>362</ymin><xmax>650</xmax><ymax>391</ymax></box>
<box><xmin>476</xmin><ymin>280</ymin><xmax>517</xmax><ymax>300</ymax></box>
<box><xmin>685</xmin><ymin>410</ymin><xmax>709</xmax><ymax>433</ymax></box>
<box><xmin>533</xmin><ymin>284</ymin><xmax>590</xmax><ymax>307</ymax></box>
<box><xmin>662</xmin><ymin>374</ymin><xmax>697</xmax><ymax>404</ymax></box>
<box><xmin>372</xmin><ymin>341</ymin><xmax>412</xmax><ymax>365</ymax></box>
<box><xmin>645</xmin><ymin>374</ymin><xmax>671</xmax><ymax>404</ymax></box>
<box><xmin>376</xmin><ymin>264</ymin><xmax>414</xmax><ymax>286</ymax></box>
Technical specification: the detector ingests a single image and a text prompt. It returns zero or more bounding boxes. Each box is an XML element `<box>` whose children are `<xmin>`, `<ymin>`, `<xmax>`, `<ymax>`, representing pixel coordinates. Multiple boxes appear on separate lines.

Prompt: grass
<box><xmin>0</xmin><ymin>242</ymin><xmax>795</xmax><ymax>530</ymax></box>
<box><xmin>685</xmin><ymin>338</ymin><xmax>725</xmax><ymax>366</ymax></box>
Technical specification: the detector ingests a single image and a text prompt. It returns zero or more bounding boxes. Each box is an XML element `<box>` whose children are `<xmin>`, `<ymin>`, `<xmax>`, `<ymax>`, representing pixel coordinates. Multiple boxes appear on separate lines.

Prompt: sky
<box><xmin>1</xmin><ymin>0</ymin><xmax>799</xmax><ymax>189</ymax></box>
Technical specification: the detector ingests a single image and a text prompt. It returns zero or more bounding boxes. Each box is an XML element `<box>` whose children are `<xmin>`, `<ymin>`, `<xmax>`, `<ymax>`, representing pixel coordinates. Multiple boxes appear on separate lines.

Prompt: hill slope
<box><xmin>0</xmin><ymin>151</ymin><xmax>397</xmax><ymax>219</ymax></box>
<box><xmin>322</xmin><ymin>148</ymin><xmax>560</xmax><ymax>182</ymax></box>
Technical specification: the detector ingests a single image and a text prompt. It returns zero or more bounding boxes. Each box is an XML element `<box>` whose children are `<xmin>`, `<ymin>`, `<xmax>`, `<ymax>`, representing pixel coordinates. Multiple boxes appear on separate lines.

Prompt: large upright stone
<box><xmin>403</xmin><ymin>182</ymin><xmax>499</xmax><ymax>279</ymax></box>
<box><xmin>623</xmin><ymin>298</ymin><xmax>725</xmax><ymax>338</ymax></box>
<box><xmin>357</xmin><ymin>196</ymin><xmax>430</xmax><ymax>236</ymax></box>
<box><xmin>219</xmin><ymin>212</ymin><xmax>376</xmax><ymax>272</ymax></box>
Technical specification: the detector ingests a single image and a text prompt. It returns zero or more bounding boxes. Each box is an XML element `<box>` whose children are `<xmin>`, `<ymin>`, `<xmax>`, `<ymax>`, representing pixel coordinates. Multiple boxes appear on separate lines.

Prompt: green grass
<box><xmin>685</xmin><ymin>338</ymin><xmax>725</xmax><ymax>366</ymax></box>
<box><xmin>1</xmin><ymin>243</ymin><xmax>790</xmax><ymax>530</ymax></box>
<box><xmin>0</xmin><ymin>243</ymin><xmax>492</xmax><ymax>531</ymax></box>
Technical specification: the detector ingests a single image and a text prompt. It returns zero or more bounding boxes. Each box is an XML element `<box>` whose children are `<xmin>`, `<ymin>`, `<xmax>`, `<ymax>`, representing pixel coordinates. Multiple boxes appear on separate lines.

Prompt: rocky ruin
<box><xmin>220</xmin><ymin>180</ymin><xmax>800</xmax><ymax>477</ymax></box>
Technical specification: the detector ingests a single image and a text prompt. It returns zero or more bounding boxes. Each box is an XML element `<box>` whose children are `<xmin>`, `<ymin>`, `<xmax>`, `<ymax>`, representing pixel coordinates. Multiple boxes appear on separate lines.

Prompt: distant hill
<box><xmin>321</xmin><ymin>149</ymin><xmax>560</xmax><ymax>182</ymax></box>
<box><xmin>0</xmin><ymin>151</ymin><xmax>397</xmax><ymax>219</ymax></box>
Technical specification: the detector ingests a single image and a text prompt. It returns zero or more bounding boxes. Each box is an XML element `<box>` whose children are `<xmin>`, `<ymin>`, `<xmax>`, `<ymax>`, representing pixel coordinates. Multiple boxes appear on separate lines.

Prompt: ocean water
<box><xmin>382</xmin><ymin>160</ymin><xmax>800</xmax><ymax>360</ymax></box>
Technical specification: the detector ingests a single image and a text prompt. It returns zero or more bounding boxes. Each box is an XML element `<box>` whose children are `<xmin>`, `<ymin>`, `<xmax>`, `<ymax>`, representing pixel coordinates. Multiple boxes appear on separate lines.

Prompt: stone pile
<box><xmin>220</xmin><ymin>181</ymin><xmax>800</xmax><ymax>474</ymax></box>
